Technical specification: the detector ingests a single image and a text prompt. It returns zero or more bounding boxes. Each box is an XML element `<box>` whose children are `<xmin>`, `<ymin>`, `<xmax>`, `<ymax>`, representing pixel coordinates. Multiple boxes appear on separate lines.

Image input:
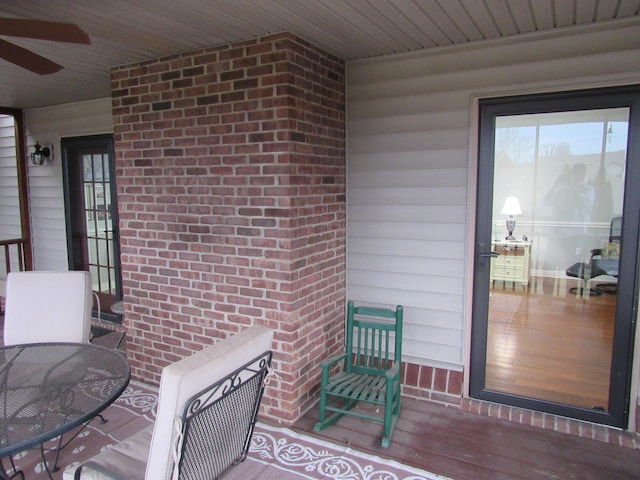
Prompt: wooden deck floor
<box><xmin>293</xmin><ymin>397</ymin><xmax>640</xmax><ymax>480</ymax></box>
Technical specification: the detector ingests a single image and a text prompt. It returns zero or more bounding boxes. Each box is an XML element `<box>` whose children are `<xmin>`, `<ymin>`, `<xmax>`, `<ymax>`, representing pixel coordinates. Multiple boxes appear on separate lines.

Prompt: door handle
<box><xmin>479</xmin><ymin>251</ymin><xmax>500</xmax><ymax>258</ymax></box>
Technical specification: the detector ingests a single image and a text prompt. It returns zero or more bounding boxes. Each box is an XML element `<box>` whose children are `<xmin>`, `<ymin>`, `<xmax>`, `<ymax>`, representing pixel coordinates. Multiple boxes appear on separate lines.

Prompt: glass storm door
<box><xmin>62</xmin><ymin>135</ymin><xmax>121</xmax><ymax>322</ymax></box>
<box><xmin>471</xmin><ymin>87</ymin><xmax>640</xmax><ymax>428</ymax></box>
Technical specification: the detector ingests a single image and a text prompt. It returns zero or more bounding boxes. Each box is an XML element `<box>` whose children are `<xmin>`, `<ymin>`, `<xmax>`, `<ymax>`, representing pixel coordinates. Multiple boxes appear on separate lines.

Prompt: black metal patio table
<box><xmin>0</xmin><ymin>342</ymin><xmax>130</xmax><ymax>479</ymax></box>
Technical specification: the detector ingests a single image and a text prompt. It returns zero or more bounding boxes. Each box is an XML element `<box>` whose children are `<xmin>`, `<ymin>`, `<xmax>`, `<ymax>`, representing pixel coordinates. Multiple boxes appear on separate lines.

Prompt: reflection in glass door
<box><xmin>487</xmin><ymin>109</ymin><xmax>626</xmax><ymax>410</ymax></box>
<box><xmin>83</xmin><ymin>152</ymin><xmax>118</xmax><ymax>309</ymax></box>
<box><xmin>471</xmin><ymin>87</ymin><xmax>640</xmax><ymax>428</ymax></box>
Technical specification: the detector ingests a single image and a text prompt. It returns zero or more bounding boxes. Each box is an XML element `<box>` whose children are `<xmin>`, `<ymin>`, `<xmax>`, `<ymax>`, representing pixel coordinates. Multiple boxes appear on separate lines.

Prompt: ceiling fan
<box><xmin>0</xmin><ymin>17</ymin><xmax>90</xmax><ymax>75</ymax></box>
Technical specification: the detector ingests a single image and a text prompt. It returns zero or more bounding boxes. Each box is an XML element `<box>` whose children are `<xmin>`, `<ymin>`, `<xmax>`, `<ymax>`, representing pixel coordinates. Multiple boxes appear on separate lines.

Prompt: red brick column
<box><xmin>111</xmin><ymin>33</ymin><xmax>345</xmax><ymax>422</ymax></box>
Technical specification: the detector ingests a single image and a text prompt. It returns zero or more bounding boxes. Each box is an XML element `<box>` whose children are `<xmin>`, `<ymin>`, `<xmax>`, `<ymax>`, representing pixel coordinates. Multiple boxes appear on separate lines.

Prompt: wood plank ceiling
<box><xmin>1</xmin><ymin>0</ymin><xmax>639</xmax><ymax>109</ymax></box>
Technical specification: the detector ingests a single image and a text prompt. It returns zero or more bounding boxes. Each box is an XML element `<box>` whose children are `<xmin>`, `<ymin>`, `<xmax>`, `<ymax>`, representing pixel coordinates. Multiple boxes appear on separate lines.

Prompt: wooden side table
<box><xmin>490</xmin><ymin>240</ymin><xmax>532</xmax><ymax>290</ymax></box>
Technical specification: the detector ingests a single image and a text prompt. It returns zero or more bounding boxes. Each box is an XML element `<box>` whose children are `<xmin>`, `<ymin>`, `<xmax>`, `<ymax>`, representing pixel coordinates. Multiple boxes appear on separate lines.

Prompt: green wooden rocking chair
<box><xmin>314</xmin><ymin>301</ymin><xmax>404</xmax><ymax>447</ymax></box>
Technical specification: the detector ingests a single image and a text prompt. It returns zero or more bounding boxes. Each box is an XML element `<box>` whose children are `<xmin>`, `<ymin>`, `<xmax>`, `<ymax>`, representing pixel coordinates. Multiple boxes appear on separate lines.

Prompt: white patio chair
<box><xmin>3</xmin><ymin>270</ymin><xmax>93</xmax><ymax>346</ymax></box>
<box><xmin>1</xmin><ymin>270</ymin><xmax>94</xmax><ymax>476</ymax></box>
<box><xmin>66</xmin><ymin>325</ymin><xmax>274</xmax><ymax>480</ymax></box>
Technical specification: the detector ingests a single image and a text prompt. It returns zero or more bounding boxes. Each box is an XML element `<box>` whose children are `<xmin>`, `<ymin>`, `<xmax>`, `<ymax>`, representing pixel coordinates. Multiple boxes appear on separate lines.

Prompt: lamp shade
<box><xmin>500</xmin><ymin>196</ymin><xmax>522</xmax><ymax>216</ymax></box>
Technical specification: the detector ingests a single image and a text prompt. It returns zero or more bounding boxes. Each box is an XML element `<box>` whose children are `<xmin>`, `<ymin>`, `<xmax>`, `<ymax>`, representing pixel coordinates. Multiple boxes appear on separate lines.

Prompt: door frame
<box><xmin>61</xmin><ymin>134</ymin><xmax>122</xmax><ymax>322</ymax></box>
<box><xmin>0</xmin><ymin>108</ymin><xmax>33</xmax><ymax>272</ymax></box>
<box><xmin>469</xmin><ymin>85</ymin><xmax>640</xmax><ymax>428</ymax></box>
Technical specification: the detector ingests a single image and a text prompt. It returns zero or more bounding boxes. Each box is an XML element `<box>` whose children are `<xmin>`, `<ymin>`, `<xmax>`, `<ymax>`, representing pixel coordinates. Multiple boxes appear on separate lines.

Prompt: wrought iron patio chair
<box><xmin>67</xmin><ymin>325</ymin><xmax>273</xmax><ymax>480</ymax></box>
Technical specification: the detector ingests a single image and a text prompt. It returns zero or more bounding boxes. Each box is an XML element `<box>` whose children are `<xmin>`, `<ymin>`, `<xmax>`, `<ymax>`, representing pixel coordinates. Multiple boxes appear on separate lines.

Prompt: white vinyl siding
<box><xmin>24</xmin><ymin>98</ymin><xmax>113</xmax><ymax>271</ymax></box>
<box><xmin>0</xmin><ymin>115</ymin><xmax>20</xmax><ymax>241</ymax></box>
<box><xmin>346</xmin><ymin>21</ymin><xmax>640</xmax><ymax>370</ymax></box>
<box><xmin>0</xmin><ymin>115</ymin><xmax>22</xmax><ymax>282</ymax></box>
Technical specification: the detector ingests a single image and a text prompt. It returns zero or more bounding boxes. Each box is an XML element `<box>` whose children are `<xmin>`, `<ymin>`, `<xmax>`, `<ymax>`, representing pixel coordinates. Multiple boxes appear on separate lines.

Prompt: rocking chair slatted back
<box><xmin>348</xmin><ymin>303</ymin><xmax>402</xmax><ymax>374</ymax></box>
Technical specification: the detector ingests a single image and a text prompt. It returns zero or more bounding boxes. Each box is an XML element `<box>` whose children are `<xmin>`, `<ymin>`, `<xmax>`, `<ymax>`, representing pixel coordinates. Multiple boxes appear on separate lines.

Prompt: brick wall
<box><xmin>403</xmin><ymin>363</ymin><xmax>463</xmax><ymax>406</ymax></box>
<box><xmin>461</xmin><ymin>398</ymin><xmax>640</xmax><ymax>449</ymax></box>
<box><xmin>111</xmin><ymin>33</ymin><xmax>346</xmax><ymax>422</ymax></box>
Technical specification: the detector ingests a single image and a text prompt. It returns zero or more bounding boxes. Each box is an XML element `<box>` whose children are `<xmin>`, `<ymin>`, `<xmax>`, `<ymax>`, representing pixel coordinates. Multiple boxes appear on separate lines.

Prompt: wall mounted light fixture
<box><xmin>30</xmin><ymin>142</ymin><xmax>52</xmax><ymax>165</ymax></box>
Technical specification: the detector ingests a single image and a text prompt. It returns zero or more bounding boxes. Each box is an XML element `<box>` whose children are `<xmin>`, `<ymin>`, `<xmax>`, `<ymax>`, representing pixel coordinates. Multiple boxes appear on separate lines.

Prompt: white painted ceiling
<box><xmin>1</xmin><ymin>0</ymin><xmax>639</xmax><ymax>110</ymax></box>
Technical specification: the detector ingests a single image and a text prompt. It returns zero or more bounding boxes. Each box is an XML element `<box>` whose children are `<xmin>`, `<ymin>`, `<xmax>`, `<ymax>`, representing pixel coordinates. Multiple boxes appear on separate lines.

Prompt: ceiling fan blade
<box><xmin>0</xmin><ymin>18</ymin><xmax>90</xmax><ymax>44</ymax></box>
<box><xmin>0</xmin><ymin>39</ymin><xmax>63</xmax><ymax>75</ymax></box>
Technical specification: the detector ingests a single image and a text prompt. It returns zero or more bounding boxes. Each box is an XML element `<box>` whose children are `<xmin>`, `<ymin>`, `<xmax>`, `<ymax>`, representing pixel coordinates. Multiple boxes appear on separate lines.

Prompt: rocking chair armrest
<box><xmin>385</xmin><ymin>361</ymin><xmax>401</xmax><ymax>380</ymax></box>
<box><xmin>319</xmin><ymin>353</ymin><xmax>348</xmax><ymax>372</ymax></box>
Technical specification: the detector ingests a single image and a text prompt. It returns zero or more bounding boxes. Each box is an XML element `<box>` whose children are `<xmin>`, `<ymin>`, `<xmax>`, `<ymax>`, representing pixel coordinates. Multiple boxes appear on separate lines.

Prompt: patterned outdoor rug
<box><xmin>6</xmin><ymin>382</ymin><xmax>450</xmax><ymax>480</ymax></box>
<box><xmin>228</xmin><ymin>423</ymin><xmax>451</xmax><ymax>480</ymax></box>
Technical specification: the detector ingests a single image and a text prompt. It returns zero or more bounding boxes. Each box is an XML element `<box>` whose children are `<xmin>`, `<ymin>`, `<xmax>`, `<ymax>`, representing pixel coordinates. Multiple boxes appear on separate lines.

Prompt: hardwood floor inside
<box><xmin>487</xmin><ymin>275</ymin><xmax>615</xmax><ymax>409</ymax></box>
<box><xmin>294</xmin><ymin>396</ymin><xmax>640</xmax><ymax>480</ymax></box>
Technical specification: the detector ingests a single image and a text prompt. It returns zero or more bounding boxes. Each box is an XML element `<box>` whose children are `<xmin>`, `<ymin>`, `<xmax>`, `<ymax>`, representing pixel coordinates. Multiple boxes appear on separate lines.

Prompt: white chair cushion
<box><xmin>3</xmin><ymin>270</ymin><xmax>93</xmax><ymax>345</ymax></box>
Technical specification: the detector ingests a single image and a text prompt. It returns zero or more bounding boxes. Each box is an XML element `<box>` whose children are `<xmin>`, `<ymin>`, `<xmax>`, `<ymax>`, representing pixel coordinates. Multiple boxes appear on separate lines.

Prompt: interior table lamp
<box><xmin>500</xmin><ymin>196</ymin><xmax>522</xmax><ymax>240</ymax></box>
